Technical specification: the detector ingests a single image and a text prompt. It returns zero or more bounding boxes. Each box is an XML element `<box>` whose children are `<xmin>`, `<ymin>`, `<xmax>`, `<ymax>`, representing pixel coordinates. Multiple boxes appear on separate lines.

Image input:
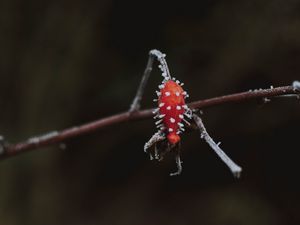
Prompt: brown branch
<box><xmin>0</xmin><ymin>84</ymin><xmax>299</xmax><ymax>160</ymax></box>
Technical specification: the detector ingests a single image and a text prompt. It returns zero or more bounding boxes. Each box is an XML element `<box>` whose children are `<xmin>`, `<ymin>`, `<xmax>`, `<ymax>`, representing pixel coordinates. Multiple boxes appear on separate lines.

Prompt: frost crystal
<box><xmin>28</xmin><ymin>131</ymin><xmax>58</xmax><ymax>144</ymax></box>
<box><xmin>292</xmin><ymin>80</ymin><xmax>300</xmax><ymax>91</ymax></box>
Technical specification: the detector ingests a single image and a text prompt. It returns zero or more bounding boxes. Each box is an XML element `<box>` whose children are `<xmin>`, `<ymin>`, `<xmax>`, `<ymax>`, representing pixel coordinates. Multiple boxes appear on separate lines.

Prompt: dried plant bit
<box><xmin>169</xmin><ymin>154</ymin><xmax>183</xmax><ymax>176</ymax></box>
<box><xmin>154</xmin><ymin>143</ymin><xmax>159</xmax><ymax>160</ymax></box>
<box><xmin>149</xmin><ymin>153</ymin><xmax>154</xmax><ymax>160</ymax></box>
<box><xmin>144</xmin><ymin>131</ymin><xmax>165</xmax><ymax>153</ymax></box>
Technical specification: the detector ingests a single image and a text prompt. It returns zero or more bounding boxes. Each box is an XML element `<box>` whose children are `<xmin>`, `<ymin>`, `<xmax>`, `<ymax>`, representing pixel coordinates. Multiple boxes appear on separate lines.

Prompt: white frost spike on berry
<box><xmin>178</xmin><ymin>122</ymin><xmax>184</xmax><ymax>127</ymax></box>
<box><xmin>170</xmin><ymin>118</ymin><xmax>176</xmax><ymax>123</ymax></box>
<box><xmin>169</xmin><ymin>128</ymin><xmax>173</xmax><ymax>132</ymax></box>
<box><xmin>159</xmin><ymin>114</ymin><xmax>165</xmax><ymax>118</ymax></box>
<box><xmin>179</xmin><ymin>114</ymin><xmax>184</xmax><ymax>119</ymax></box>
<box><xmin>183</xmin><ymin>118</ymin><xmax>191</xmax><ymax>126</ymax></box>
<box><xmin>166</xmin><ymin>106</ymin><xmax>171</xmax><ymax>110</ymax></box>
<box><xmin>176</xmin><ymin>105</ymin><xmax>181</xmax><ymax>110</ymax></box>
<box><xmin>165</xmin><ymin>92</ymin><xmax>171</xmax><ymax>96</ymax></box>
<box><xmin>155</xmin><ymin>119</ymin><xmax>163</xmax><ymax>125</ymax></box>
<box><xmin>159</xmin><ymin>102</ymin><xmax>165</xmax><ymax>107</ymax></box>
<box><xmin>152</xmin><ymin>108</ymin><xmax>159</xmax><ymax>114</ymax></box>
<box><xmin>153</xmin><ymin>114</ymin><xmax>159</xmax><ymax>119</ymax></box>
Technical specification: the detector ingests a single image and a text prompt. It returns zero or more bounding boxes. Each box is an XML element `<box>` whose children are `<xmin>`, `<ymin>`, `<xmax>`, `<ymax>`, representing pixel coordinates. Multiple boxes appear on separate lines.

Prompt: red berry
<box><xmin>158</xmin><ymin>80</ymin><xmax>187</xmax><ymax>144</ymax></box>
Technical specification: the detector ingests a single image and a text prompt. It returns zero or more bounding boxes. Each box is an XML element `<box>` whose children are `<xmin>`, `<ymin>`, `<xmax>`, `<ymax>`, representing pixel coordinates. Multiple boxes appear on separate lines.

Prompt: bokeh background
<box><xmin>1</xmin><ymin>0</ymin><xmax>300</xmax><ymax>224</ymax></box>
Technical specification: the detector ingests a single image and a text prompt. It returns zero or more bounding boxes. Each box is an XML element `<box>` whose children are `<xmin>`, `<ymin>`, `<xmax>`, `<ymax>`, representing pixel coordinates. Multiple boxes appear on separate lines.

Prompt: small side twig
<box><xmin>193</xmin><ymin>114</ymin><xmax>242</xmax><ymax>178</ymax></box>
<box><xmin>130</xmin><ymin>53</ymin><xmax>155</xmax><ymax>111</ymax></box>
<box><xmin>130</xmin><ymin>49</ymin><xmax>172</xmax><ymax>112</ymax></box>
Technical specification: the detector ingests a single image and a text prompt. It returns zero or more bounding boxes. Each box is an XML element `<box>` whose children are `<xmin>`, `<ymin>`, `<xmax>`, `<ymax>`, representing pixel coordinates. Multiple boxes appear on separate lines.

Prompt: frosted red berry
<box><xmin>157</xmin><ymin>80</ymin><xmax>188</xmax><ymax>144</ymax></box>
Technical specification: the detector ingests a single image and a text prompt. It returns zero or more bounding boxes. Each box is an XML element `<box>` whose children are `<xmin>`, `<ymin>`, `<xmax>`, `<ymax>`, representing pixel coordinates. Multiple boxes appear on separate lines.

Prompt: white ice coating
<box><xmin>292</xmin><ymin>80</ymin><xmax>300</xmax><ymax>91</ymax></box>
<box><xmin>28</xmin><ymin>131</ymin><xmax>59</xmax><ymax>144</ymax></box>
<box><xmin>150</xmin><ymin>49</ymin><xmax>172</xmax><ymax>81</ymax></box>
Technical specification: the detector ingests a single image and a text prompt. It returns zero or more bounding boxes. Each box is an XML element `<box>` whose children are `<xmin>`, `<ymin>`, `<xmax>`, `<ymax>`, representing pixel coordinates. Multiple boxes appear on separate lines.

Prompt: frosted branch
<box><xmin>0</xmin><ymin>84</ymin><xmax>299</xmax><ymax>160</ymax></box>
<box><xmin>193</xmin><ymin>114</ymin><xmax>242</xmax><ymax>178</ymax></box>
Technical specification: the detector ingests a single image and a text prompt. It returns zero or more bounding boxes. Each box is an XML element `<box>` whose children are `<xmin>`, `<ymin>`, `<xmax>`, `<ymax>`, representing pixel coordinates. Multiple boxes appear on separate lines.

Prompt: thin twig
<box><xmin>130</xmin><ymin>49</ymin><xmax>171</xmax><ymax>111</ymax></box>
<box><xmin>130</xmin><ymin>53</ymin><xmax>155</xmax><ymax>111</ymax></box>
<box><xmin>193</xmin><ymin>114</ymin><xmax>242</xmax><ymax>178</ymax></box>
<box><xmin>0</xmin><ymin>83</ymin><xmax>299</xmax><ymax>160</ymax></box>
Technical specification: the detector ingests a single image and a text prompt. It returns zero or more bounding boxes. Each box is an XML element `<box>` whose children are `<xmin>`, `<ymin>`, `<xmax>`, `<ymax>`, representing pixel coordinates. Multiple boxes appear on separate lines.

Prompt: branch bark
<box><xmin>0</xmin><ymin>84</ymin><xmax>299</xmax><ymax>160</ymax></box>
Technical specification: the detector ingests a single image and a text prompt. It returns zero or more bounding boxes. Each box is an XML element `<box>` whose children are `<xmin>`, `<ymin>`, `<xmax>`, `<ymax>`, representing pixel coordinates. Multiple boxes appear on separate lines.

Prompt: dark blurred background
<box><xmin>1</xmin><ymin>0</ymin><xmax>300</xmax><ymax>224</ymax></box>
